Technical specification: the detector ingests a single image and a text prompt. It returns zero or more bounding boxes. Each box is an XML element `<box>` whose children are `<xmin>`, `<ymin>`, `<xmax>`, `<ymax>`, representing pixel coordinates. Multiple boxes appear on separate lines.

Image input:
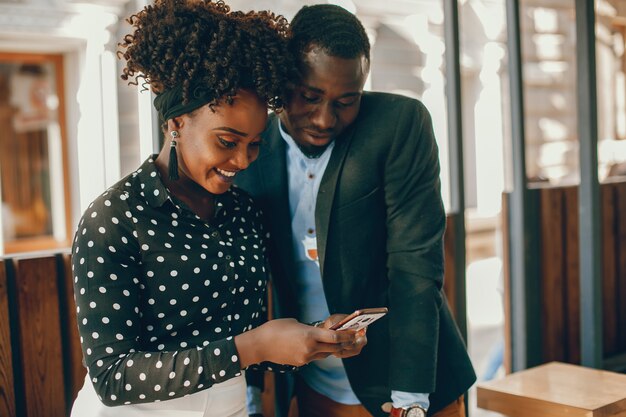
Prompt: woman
<box><xmin>70</xmin><ymin>1</ymin><xmax>363</xmax><ymax>416</ymax></box>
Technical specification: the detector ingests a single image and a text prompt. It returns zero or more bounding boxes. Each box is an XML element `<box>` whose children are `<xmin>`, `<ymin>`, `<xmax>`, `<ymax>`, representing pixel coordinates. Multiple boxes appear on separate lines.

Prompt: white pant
<box><xmin>71</xmin><ymin>373</ymin><xmax>247</xmax><ymax>417</ymax></box>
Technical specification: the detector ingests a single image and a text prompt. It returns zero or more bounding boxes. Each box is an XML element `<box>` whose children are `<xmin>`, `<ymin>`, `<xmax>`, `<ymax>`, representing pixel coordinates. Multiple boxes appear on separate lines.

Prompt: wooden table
<box><xmin>476</xmin><ymin>362</ymin><xmax>626</xmax><ymax>417</ymax></box>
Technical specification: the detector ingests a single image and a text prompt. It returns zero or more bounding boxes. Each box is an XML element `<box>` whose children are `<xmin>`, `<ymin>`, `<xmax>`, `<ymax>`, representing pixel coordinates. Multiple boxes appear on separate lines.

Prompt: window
<box><xmin>0</xmin><ymin>53</ymin><xmax>70</xmax><ymax>253</ymax></box>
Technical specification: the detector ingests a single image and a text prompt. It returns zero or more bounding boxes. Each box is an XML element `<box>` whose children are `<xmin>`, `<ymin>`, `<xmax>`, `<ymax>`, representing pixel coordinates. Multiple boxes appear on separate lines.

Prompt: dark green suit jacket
<box><xmin>236</xmin><ymin>92</ymin><xmax>476</xmax><ymax>416</ymax></box>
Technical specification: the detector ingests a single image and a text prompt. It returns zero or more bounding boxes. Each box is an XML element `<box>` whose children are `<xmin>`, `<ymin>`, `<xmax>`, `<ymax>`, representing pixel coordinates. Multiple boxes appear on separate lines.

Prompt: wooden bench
<box><xmin>477</xmin><ymin>361</ymin><xmax>626</xmax><ymax>417</ymax></box>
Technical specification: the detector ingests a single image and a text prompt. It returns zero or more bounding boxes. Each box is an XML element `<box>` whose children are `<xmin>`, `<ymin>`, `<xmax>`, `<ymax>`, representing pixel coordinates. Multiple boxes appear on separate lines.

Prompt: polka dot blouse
<box><xmin>72</xmin><ymin>156</ymin><xmax>269</xmax><ymax>406</ymax></box>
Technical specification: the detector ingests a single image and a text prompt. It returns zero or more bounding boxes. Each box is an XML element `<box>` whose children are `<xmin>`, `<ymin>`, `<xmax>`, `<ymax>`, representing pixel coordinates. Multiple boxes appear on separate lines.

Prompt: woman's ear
<box><xmin>166</xmin><ymin>117</ymin><xmax>184</xmax><ymax>132</ymax></box>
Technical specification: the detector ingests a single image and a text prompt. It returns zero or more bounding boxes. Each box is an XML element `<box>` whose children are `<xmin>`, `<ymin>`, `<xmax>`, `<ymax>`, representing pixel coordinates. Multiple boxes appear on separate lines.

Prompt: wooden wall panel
<box><xmin>0</xmin><ymin>260</ymin><xmax>16</xmax><ymax>417</ymax></box>
<box><xmin>13</xmin><ymin>256</ymin><xmax>66</xmax><ymax>417</ymax></box>
<box><xmin>443</xmin><ymin>215</ymin><xmax>457</xmax><ymax>319</ymax></box>
<box><xmin>563</xmin><ymin>187</ymin><xmax>580</xmax><ymax>364</ymax></box>
<box><xmin>60</xmin><ymin>254</ymin><xmax>86</xmax><ymax>412</ymax></box>
<box><xmin>602</xmin><ymin>183</ymin><xmax>619</xmax><ymax>356</ymax></box>
<box><xmin>539</xmin><ymin>187</ymin><xmax>566</xmax><ymax>362</ymax></box>
<box><xmin>617</xmin><ymin>184</ymin><xmax>626</xmax><ymax>352</ymax></box>
<box><xmin>504</xmin><ymin>181</ymin><xmax>626</xmax><ymax>369</ymax></box>
<box><xmin>501</xmin><ymin>195</ymin><xmax>512</xmax><ymax>374</ymax></box>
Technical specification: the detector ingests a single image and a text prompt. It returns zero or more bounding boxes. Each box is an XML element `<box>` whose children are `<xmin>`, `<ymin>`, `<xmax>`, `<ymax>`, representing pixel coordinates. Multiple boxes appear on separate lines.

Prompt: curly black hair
<box><xmin>289</xmin><ymin>4</ymin><xmax>370</xmax><ymax>63</ymax></box>
<box><xmin>118</xmin><ymin>0</ymin><xmax>294</xmax><ymax>111</ymax></box>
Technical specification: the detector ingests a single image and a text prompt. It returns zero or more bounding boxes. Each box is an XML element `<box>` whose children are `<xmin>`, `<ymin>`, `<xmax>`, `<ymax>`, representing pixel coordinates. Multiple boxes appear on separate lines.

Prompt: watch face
<box><xmin>406</xmin><ymin>407</ymin><xmax>426</xmax><ymax>417</ymax></box>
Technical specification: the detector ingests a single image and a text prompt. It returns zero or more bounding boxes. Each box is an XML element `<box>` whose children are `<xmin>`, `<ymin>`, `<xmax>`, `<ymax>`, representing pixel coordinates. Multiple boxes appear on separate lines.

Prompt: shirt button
<box><xmin>225</xmin><ymin>255</ymin><xmax>232</xmax><ymax>260</ymax></box>
<box><xmin>307</xmin><ymin>228</ymin><xmax>314</xmax><ymax>234</ymax></box>
<box><xmin>308</xmin><ymin>173</ymin><xmax>314</xmax><ymax>179</ymax></box>
<box><xmin>211</xmin><ymin>231</ymin><xmax>219</xmax><ymax>238</ymax></box>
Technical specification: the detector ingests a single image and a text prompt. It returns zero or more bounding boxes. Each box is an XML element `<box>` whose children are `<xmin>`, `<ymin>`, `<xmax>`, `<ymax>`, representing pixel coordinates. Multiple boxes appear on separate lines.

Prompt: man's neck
<box><xmin>298</xmin><ymin>143</ymin><xmax>329</xmax><ymax>159</ymax></box>
<box><xmin>278</xmin><ymin>121</ymin><xmax>331</xmax><ymax>159</ymax></box>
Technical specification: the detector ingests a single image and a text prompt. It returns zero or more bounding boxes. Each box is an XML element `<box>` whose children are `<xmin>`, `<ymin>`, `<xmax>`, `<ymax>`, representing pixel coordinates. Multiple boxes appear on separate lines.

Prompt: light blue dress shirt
<box><xmin>279</xmin><ymin>123</ymin><xmax>363</xmax><ymax>404</ymax></box>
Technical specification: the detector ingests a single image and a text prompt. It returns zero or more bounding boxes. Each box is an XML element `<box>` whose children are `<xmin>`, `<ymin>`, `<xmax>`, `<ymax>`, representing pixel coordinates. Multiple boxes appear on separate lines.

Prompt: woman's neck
<box><xmin>154</xmin><ymin>150</ymin><xmax>216</xmax><ymax>222</ymax></box>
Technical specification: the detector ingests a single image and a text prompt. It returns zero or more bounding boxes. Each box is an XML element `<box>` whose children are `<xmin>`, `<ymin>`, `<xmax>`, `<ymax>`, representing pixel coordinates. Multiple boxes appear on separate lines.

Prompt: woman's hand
<box><xmin>317</xmin><ymin>313</ymin><xmax>348</xmax><ymax>330</ymax></box>
<box><xmin>235</xmin><ymin>318</ymin><xmax>360</xmax><ymax>368</ymax></box>
<box><xmin>318</xmin><ymin>314</ymin><xmax>368</xmax><ymax>359</ymax></box>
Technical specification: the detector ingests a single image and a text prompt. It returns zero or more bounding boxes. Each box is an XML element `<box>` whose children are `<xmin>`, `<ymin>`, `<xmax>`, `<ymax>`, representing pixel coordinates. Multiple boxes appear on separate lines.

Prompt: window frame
<box><xmin>0</xmin><ymin>51</ymin><xmax>71</xmax><ymax>254</ymax></box>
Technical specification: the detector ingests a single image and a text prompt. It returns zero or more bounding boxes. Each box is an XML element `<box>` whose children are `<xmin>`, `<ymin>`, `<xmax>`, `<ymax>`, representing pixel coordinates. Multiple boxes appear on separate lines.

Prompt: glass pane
<box><xmin>520</xmin><ymin>0</ymin><xmax>578</xmax><ymax>185</ymax></box>
<box><xmin>368</xmin><ymin>2</ymin><xmax>452</xmax><ymax>212</ymax></box>
<box><xmin>598</xmin><ymin>1</ymin><xmax>626</xmax><ymax>182</ymax></box>
<box><xmin>459</xmin><ymin>0</ymin><xmax>508</xmax><ymax>216</ymax></box>
<box><xmin>0</xmin><ymin>56</ymin><xmax>67</xmax><ymax>252</ymax></box>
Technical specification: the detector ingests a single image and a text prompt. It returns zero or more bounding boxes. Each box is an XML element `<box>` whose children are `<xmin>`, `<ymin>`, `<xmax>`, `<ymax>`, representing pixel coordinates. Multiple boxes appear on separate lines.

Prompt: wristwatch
<box><xmin>389</xmin><ymin>404</ymin><xmax>427</xmax><ymax>417</ymax></box>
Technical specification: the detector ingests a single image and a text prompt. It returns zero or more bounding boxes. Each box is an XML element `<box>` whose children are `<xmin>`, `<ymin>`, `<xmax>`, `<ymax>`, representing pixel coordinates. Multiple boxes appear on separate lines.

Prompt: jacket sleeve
<box><xmin>384</xmin><ymin>99</ymin><xmax>446</xmax><ymax>393</ymax></box>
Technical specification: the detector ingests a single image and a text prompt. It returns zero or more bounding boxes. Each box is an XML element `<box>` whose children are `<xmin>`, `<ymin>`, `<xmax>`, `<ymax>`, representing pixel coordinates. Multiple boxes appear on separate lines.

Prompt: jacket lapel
<box><xmin>315</xmin><ymin>126</ymin><xmax>356</xmax><ymax>279</ymax></box>
<box><xmin>257</xmin><ymin>117</ymin><xmax>299</xmax><ymax>306</ymax></box>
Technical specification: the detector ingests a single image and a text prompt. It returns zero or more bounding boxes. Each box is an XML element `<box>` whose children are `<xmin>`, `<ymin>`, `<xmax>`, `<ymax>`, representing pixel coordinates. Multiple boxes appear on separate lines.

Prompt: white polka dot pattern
<box><xmin>71</xmin><ymin>156</ymin><xmax>270</xmax><ymax>406</ymax></box>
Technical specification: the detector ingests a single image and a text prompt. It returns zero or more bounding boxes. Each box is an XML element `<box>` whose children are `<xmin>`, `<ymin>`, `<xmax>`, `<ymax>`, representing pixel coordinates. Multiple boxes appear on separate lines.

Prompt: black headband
<box><xmin>153</xmin><ymin>84</ymin><xmax>216</xmax><ymax>121</ymax></box>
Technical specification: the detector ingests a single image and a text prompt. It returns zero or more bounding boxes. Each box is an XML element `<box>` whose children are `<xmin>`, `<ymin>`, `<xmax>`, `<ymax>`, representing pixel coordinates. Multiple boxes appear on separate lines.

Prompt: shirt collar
<box><xmin>134</xmin><ymin>155</ymin><xmax>170</xmax><ymax>208</ymax></box>
<box><xmin>134</xmin><ymin>155</ymin><xmax>236</xmax><ymax>215</ymax></box>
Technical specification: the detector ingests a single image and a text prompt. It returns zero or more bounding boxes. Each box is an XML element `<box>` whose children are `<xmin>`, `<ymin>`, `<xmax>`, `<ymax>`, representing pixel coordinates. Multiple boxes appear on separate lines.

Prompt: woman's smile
<box><xmin>214</xmin><ymin>167</ymin><xmax>238</xmax><ymax>182</ymax></box>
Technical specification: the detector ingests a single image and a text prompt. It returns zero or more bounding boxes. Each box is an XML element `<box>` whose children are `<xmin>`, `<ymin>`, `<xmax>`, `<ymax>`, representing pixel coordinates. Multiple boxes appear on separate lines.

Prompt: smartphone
<box><xmin>329</xmin><ymin>307</ymin><xmax>388</xmax><ymax>331</ymax></box>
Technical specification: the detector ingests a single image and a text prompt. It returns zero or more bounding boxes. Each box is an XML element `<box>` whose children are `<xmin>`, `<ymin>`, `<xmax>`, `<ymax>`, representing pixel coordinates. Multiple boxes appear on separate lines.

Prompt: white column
<box><xmin>47</xmin><ymin>122</ymin><xmax>67</xmax><ymax>241</ymax></box>
<box><xmin>137</xmin><ymin>87</ymin><xmax>160</xmax><ymax>158</ymax></box>
<box><xmin>135</xmin><ymin>0</ymin><xmax>160</xmax><ymax>158</ymax></box>
<box><xmin>71</xmin><ymin>11</ymin><xmax>121</xmax><ymax>213</ymax></box>
<box><xmin>74</xmin><ymin>40</ymin><xmax>107</xmax><ymax>211</ymax></box>
<box><xmin>101</xmin><ymin>49</ymin><xmax>121</xmax><ymax>186</ymax></box>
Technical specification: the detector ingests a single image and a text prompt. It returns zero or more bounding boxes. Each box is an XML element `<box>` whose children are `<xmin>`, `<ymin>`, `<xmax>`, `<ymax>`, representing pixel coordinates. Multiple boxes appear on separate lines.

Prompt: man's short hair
<box><xmin>289</xmin><ymin>4</ymin><xmax>370</xmax><ymax>62</ymax></box>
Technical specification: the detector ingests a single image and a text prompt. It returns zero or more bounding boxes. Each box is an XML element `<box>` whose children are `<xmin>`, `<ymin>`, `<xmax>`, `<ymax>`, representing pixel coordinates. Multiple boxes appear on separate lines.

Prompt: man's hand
<box><xmin>318</xmin><ymin>314</ymin><xmax>368</xmax><ymax>359</ymax></box>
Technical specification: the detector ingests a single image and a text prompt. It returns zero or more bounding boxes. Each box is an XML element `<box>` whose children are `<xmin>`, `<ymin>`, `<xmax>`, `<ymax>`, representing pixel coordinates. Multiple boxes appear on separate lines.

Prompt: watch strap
<box><xmin>389</xmin><ymin>406</ymin><xmax>406</xmax><ymax>417</ymax></box>
<box><xmin>389</xmin><ymin>404</ymin><xmax>427</xmax><ymax>417</ymax></box>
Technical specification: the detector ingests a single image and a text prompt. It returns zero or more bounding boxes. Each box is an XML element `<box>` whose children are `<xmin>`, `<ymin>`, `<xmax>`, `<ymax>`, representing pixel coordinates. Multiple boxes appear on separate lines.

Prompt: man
<box><xmin>237</xmin><ymin>4</ymin><xmax>476</xmax><ymax>417</ymax></box>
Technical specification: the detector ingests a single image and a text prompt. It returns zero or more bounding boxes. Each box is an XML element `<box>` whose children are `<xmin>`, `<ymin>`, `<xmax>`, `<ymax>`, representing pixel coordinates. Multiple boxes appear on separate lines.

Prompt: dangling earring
<box><xmin>168</xmin><ymin>130</ymin><xmax>179</xmax><ymax>181</ymax></box>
